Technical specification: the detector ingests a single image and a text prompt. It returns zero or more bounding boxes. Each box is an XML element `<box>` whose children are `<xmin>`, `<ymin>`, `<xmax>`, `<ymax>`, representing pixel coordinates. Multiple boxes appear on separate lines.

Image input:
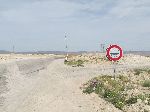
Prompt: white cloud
<box><xmin>1</xmin><ymin>0</ymin><xmax>150</xmax><ymax>21</ymax></box>
<box><xmin>0</xmin><ymin>0</ymin><xmax>78</xmax><ymax>22</ymax></box>
<box><xmin>108</xmin><ymin>0</ymin><xmax>150</xmax><ymax>18</ymax></box>
<box><xmin>0</xmin><ymin>0</ymin><xmax>150</xmax><ymax>51</ymax></box>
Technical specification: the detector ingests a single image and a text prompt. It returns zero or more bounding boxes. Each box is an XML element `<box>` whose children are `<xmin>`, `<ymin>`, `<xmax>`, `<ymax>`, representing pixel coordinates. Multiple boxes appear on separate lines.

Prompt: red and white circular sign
<box><xmin>106</xmin><ymin>45</ymin><xmax>123</xmax><ymax>61</ymax></box>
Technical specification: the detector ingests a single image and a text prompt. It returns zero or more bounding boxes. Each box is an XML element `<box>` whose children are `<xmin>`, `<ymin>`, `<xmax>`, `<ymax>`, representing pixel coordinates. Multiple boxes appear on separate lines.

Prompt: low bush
<box><xmin>126</xmin><ymin>96</ymin><xmax>137</xmax><ymax>105</ymax></box>
<box><xmin>134</xmin><ymin>68</ymin><xmax>150</xmax><ymax>75</ymax></box>
<box><xmin>142</xmin><ymin>80</ymin><xmax>150</xmax><ymax>87</ymax></box>
<box><xmin>64</xmin><ymin>59</ymin><xmax>84</xmax><ymax>67</ymax></box>
<box><xmin>103</xmin><ymin>89</ymin><xmax>126</xmax><ymax>109</ymax></box>
<box><xmin>148</xmin><ymin>70</ymin><xmax>150</xmax><ymax>74</ymax></box>
<box><xmin>82</xmin><ymin>75</ymin><xmax>150</xmax><ymax>110</ymax></box>
<box><xmin>82</xmin><ymin>75</ymin><xmax>128</xmax><ymax>110</ymax></box>
<box><xmin>82</xmin><ymin>67</ymin><xmax>150</xmax><ymax>111</ymax></box>
<box><xmin>134</xmin><ymin>69</ymin><xmax>141</xmax><ymax>75</ymax></box>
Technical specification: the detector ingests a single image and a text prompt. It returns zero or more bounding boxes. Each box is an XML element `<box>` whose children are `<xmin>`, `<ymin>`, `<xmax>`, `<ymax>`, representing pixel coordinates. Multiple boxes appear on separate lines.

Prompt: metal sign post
<box><xmin>106</xmin><ymin>45</ymin><xmax>123</xmax><ymax>79</ymax></box>
<box><xmin>65</xmin><ymin>34</ymin><xmax>68</xmax><ymax>61</ymax></box>
<box><xmin>100</xmin><ymin>44</ymin><xmax>105</xmax><ymax>53</ymax></box>
<box><xmin>113</xmin><ymin>61</ymin><xmax>117</xmax><ymax>79</ymax></box>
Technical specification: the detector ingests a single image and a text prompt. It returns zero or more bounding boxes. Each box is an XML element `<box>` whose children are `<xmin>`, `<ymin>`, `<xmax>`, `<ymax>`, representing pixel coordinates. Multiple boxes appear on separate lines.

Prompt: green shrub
<box><xmin>118</xmin><ymin>75</ymin><xmax>129</xmax><ymax>83</ymax></box>
<box><xmin>103</xmin><ymin>89</ymin><xmax>126</xmax><ymax>109</ymax></box>
<box><xmin>82</xmin><ymin>75</ymin><xmax>150</xmax><ymax>110</ymax></box>
<box><xmin>64</xmin><ymin>59</ymin><xmax>84</xmax><ymax>67</ymax></box>
<box><xmin>144</xmin><ymin>109</ymin><xmax>149</xmax><ymax>112</ymax></box>
<box><xmin>137</xmin><ymin>94</ymin><xmax>146</xmax><ymax>101</ymax></box>
<box><xmin>148</xmin><ymin>98</ymin><xmax>150</xmax><ymax>105</ymax></box>
<box><xmin>134</xmin><ymin>69</ymin><xmax>141</xmax><ymax>75</ymax></box>
<box><xmin>147</xmin><ymin>70</ymin><xmax>150</xmax><ymax>74</ymax></box>
<box><xmin>134</xmin><ymin>68</ymin><xmax>150</xmax><ymax>75</ymax></box>
<box><xmin>142</xmin><ymin>80</ymin><xmax>150</xmax><ymax>87</ymax></box>
<box><xmin>82</xmin><ymin>75</ymin><xmax>127</xmax><ymax>110</ymax></box>
<box><xmin>83</xmin><ymin>85</ymin><xmax>94</xmax><ymax>94</ymax></box>
<box><xmin>76</xmin><ymin>60</ymin><xmax>84</xmax><ymax>67</ymax></box>
<box><xmin>126</xmin><ymin>96</ymin><xmax>137</xmax><ymax>105</ymax></box>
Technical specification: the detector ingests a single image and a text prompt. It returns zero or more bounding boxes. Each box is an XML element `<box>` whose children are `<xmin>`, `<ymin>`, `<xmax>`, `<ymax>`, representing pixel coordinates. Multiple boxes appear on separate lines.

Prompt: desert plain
<box><xmin>0</xmin><ymin>53</ymin><xmax>150</xmax><ymax>112</ymax></box>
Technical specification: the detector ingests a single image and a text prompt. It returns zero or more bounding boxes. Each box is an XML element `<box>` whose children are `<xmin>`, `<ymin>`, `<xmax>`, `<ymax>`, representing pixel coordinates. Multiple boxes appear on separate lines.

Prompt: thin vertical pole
<box><xmin>113</xmin><ymin>61</ymin><xmax>116</xmax><ymax>79</ymax></box>
<box><xmin>103</xmin><ymin>44</ymin><xmax>105</xmax><ymax>53</ymax></box>
<box><xmin>100</xmin><ymin>44</ymin><xmax>105</xmax><ymax>53</ymax></box>
<box><xmin>65</xmin><ymin>35</ymin><xmax>68</xmax><ymax>61</ymax></box>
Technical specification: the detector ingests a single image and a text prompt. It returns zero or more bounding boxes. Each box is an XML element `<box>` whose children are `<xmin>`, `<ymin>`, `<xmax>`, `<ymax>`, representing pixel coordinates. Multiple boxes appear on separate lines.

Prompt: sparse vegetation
<box><xmin>65</xmin><ymin>53</ymin><xmax>110</xmax><ymax>66</ymax></box>
<box><xmin>125</xmin><ymin>96</ymin><xmax>137</xmax><ymax>105</ymax></box>
<box><xmin>134</xmin><ymin>68</ymin><xmax>150</xmax><ymax>75</ymax></box>
<box><xmin>148</xmin><ymin>69</ymin><xmax>150</xmax><ymax>74</ymax></box>
<box><xmin>142</xmin><ymin>80</ymin><xmax>150</xmax><ymax>87</ymax></box>
<box><xmin>134</xmin><ymin>69</ymin><xmax>141</xmax><ymax>75</ymax></box>
<box><xmin>125</xmin><ymin>94</ymin><xmax>150</xmax><ymax>105</ymax></box>
<box><xmin>134</xmin><ymin>69</ymin><xmax>140</xmax><ymax>75</ymax></box>
<box><xmin>64</xmin><ymin>59</ymin><xmax>84</xmax><ymax>67</ymax></box>
<box><xmin>67</xmin><ymin>54</ymin><xmax>150</xmax><ymax>111</ymax></box>
<box><xmin>144</xmin><ymin>109</ymin><xmax>149</xmax><ymax>112</ymax></box>
<box><xmin>83</xmin><ymin>75</ymin><xmax>128</xmax><ymax>110</ymax></box>
<box><xmin>133</xmin><ymin>68</ymin><xmax>150</xmax><ymax>87</ymax></box>
<box><xmin>82</xmin><ymin>72</ymin><xmax>150</xmax><ymax>110</ymax></box>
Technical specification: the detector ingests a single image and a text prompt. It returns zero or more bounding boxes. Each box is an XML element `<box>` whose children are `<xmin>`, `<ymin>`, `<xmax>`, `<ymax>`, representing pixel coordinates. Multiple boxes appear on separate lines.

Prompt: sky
<box><xmin>0</xmin><ymin>0</ymin><xmax>150</xmax><ymax>52</ymax></box>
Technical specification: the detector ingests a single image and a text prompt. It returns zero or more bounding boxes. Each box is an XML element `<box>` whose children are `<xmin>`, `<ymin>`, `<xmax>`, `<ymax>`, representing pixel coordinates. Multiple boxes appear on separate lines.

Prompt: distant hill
<box><xmin>125</xmin><ymin>51</ymin><xmax>150</xmax><ymax>56</ymax></box>
<box><xmin>0</xmin><ymin>50</ymin><xmax>10</xmax><ymax>54</ymax></box>
<box><xmin>0</xmin><ymin>50</ymin><xmax>88</xmax><ymax>55</ymax></box>
<box><xmin>0</xmin><ymin>50</ymin><xmax>150</xmax><ymax>56</ymax></box>
<box><xmin>17</xmin><ymin>51</ymin><xmax>88</xmax><ymax>55</ymax></box>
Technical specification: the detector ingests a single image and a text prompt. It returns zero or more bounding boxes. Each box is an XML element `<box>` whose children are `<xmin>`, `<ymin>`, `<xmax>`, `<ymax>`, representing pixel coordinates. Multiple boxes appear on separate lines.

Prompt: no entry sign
<box><xmin>106</xmin><ymin>45</ymin><xmax>123</xmax><ymax>61</ymax></box>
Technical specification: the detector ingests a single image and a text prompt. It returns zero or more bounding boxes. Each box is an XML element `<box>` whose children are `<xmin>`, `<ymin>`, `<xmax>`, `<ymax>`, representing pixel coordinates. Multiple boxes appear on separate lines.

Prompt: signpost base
<box><xmin>113</xmin><ymin>61</ymin><xmax>117</xmax><ymax>80</ymax></box>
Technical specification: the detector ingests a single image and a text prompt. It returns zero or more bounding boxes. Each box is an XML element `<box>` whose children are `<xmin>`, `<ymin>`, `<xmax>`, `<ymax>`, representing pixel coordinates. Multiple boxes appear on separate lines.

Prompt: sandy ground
<box><xmin>0</xmin><ymin>54</ymin><xmax>150</xmax><ymax>112</ymax></box>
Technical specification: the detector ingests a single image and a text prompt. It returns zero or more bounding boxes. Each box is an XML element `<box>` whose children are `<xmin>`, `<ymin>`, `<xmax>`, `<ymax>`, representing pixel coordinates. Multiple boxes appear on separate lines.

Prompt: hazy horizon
<box><xmin>0</xmin><ymin>0</ymin><xmax>150</xmax><ymax>52</ymax></box>
<box><xmin>1</xmin><ymin>49</ymin><xmax>150</xmax><ymax>53</ymax></box>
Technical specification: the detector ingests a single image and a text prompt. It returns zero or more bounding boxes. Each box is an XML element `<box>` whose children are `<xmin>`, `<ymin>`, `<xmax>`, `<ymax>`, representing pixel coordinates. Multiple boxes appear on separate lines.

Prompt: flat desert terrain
<box><xmin>0</xmin><ymin>53</ymin><xmax>150</xmax><ymax>112</ymax></box>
